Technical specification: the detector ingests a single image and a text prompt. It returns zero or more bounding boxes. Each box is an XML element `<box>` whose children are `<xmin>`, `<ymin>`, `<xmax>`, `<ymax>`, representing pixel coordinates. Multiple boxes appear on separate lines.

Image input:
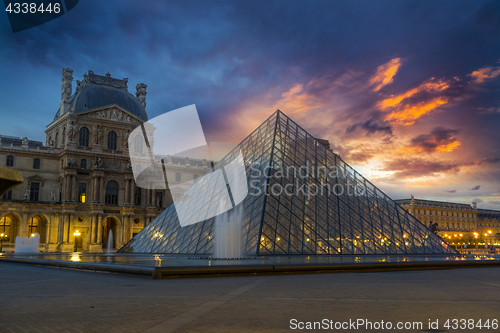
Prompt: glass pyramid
<box><xmin>119</xmin><ymin>110</ymin><xmax>457</xmax><ymax>255</ymax></box>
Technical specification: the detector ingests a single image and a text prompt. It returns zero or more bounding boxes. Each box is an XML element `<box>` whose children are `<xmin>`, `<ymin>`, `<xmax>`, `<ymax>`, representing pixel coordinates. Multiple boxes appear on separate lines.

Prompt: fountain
<box><xmin>107</xmin><ymin>230</ymin><xmax>113</xmax><ymax>255</ymax></box>
<box><xmin>15</xmin><ymin>234</ymin><xmax>39</xmax><ymax>253</ymax></box>
<box><xmin>213</xmin><ymin>202</ymin><xmax>243</xmax><ymax>259</ymax></box>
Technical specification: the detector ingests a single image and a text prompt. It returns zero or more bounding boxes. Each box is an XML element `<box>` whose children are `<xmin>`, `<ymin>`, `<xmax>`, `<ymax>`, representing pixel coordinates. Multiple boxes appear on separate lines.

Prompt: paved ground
<box><xmin>1</xmin><ymin>263</ymin><xmax>500</xmax><ymax>333</ymax></box>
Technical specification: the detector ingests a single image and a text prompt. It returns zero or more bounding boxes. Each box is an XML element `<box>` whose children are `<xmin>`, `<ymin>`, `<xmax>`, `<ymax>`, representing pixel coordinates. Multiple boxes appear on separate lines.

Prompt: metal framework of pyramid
<box><xmin>119</xmin><ymin>110</ymin><xmax>457</xmax><ymax>255</ymax></box>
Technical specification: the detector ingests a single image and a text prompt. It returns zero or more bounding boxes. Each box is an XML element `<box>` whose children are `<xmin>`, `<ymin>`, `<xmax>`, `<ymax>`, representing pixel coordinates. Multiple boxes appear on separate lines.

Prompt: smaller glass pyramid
<box><xmin>119</xmin><ymin>110</ymin><xmax>457</xmax><ymax>256</ymax></box>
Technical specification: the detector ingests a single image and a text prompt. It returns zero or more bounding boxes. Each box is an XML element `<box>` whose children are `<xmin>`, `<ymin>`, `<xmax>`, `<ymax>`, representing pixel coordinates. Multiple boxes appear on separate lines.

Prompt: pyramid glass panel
<box><xmin>119</xmin><ymin>110</ymin><xmax>457</xmax><ymax>256</ymax></box>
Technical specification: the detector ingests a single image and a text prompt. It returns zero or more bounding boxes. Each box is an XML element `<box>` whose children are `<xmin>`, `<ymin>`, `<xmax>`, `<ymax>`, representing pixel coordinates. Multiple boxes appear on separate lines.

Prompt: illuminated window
<box><xmin>28</xmin><ymin>216</ymin><xmax>39</xmax><ymax>235</ymax></box>
<box><xmin>0</xmin><ymin>216</ymin><xmax>12</xmax><ymax>241</ymax></box>
<box><xmin>78</xmin><ymin>183</ymin><xmax>87</xmax><ymax>203</ymax></box>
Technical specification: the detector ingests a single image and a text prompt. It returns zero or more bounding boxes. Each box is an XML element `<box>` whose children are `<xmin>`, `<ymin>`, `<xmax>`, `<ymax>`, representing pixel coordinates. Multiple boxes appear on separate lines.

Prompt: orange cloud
<box><xmin>377</xmin><ymin>79</ymin><xmax>449</xmax><ymax>110</ymax></box>
<box><xmin>370</xmin><ymin>58</ymin><xmax>401</xmax><ymax>91</ymax></box>
<box><xmin>468</xmin><ymin>66</ymin><xmax>500</xmax><ymax>83</ymax></box>
<box><xmin>384</xmin><ymin>97</ymin><xmax>448</xmax><ymax>125</ymax></box>
<box><xmin>395</xmin><ymin>141</ymin><xmax>460</xmax><ymax>154</ymax></box>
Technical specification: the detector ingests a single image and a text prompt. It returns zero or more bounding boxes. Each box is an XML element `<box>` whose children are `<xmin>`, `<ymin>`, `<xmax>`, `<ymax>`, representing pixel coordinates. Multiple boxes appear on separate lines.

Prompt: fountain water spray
<box><xmin>213</xmin><ymin>202</ymin><xmax>243</xmax><ymax>259</ymax></box>
<box><xmin>15</xmin><ymin>234</ymin><xmax>39</xmax><ymax>253</ymax></box>
<box><xmin>107</xmin><ymin>230</ymin><xmax>113</xmax><ymax>255</ymax></box>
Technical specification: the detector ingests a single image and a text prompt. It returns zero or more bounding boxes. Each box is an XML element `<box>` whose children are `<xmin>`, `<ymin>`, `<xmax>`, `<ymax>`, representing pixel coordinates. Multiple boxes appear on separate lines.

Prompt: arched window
<box><xmin>33</xmin><ymin>158</ymin><xmax>40</xmax><ymax>169</ymax></box>
<box><xmin>105</xmin><ymin>181</ymin><xmax>118</xmax><ymax>205</ymax></box>
<box><xmin>134</xmin><ymin>135</ymin><xmax>143</xmax><ymax>153</ymax></box>
<box><xmin>79</xmin><ymin>127</ymin><xmax>89</xmax><ymax>146</ymax></box>
<box><xmin>6</xmin><ymin>155</ymin><xmax>14</xmax><ymax>167</ymax></box>
<box><xmin>107</xmin><ymin>131</ymin><xmax>117</xmax><ymax>150</ymax></box>
<box><xmin>62</xmin><ymin>127</ymin><xmax>66</xmax><ymax>145</ymax></box>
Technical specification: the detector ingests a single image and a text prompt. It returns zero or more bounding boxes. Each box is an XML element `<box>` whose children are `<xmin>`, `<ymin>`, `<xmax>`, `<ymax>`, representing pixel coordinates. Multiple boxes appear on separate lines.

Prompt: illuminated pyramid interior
<box><xmin>119</xmin><ymin>110</ymin><xmax>457</xmax><ymax>255</ymax></box>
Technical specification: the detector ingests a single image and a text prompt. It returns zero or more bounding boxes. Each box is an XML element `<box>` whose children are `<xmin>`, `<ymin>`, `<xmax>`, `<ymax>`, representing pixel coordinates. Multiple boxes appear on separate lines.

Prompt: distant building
<box><xmin>396</xmin><ymin>197</ymin><xmax>500</xmax><ymax>247</ymax></box>
<box><xmin>0</xmin><ymin>69</ymin><xmax>211</xmax><ymax>252</ymax></box>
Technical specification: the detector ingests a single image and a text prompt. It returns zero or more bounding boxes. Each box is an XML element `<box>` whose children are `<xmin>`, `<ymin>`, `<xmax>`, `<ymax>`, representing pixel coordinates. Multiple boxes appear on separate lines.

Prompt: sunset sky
<box><xmin>0</xmin><ymin>0</ymin><xmax>499</xmax><ymax>208</ymax></box>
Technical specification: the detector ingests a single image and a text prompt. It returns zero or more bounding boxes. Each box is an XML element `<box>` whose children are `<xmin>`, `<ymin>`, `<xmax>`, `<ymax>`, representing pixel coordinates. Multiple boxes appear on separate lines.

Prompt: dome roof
<box><xmin>71</xmin><ymin>84</ymin><xmax>147</xmax><ymax>120</ymax></box>
<box><xmin>54</xmin><ymin>70</ymin><xmax>148</xmax><ymax>121</ymax></box>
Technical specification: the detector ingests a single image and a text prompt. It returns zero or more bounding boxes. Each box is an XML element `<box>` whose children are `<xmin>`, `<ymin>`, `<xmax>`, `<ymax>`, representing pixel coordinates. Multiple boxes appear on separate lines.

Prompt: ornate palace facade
<box><xmin>396</xmin><ymin>197</ymin><xmax>500</xmax><ymax>247</ymax></box>
<box><xmin>0</xmin><ymin>69</ymin><xmax>211</xmax><ymax>252</ymax></box>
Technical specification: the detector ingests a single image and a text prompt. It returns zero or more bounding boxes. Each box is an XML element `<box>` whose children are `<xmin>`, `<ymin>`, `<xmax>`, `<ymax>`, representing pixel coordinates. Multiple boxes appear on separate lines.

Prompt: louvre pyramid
<box><xmin>119</xmin><ymin>110</ymin><xmax>457</xmax><ymax>255</ymax></box>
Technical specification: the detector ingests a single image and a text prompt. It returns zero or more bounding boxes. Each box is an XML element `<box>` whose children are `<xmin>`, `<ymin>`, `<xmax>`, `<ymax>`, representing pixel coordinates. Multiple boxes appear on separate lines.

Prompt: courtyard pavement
<box><xmin>1</xmin><ymin>263</ymin><xmax>499</xmax><ymax>332</ymax></box>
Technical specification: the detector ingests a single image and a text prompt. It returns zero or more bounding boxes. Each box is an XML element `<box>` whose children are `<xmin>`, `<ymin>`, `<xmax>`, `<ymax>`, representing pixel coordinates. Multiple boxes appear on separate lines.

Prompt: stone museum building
<box><xmin>396</xmin><ymin>198</ymin><xmax>500</xmax><ymax>247</ymax></box>
<box><xmin>0</xmin><ymin>69</ymin><xmax>211</xmax><ymax>252</ymax></box>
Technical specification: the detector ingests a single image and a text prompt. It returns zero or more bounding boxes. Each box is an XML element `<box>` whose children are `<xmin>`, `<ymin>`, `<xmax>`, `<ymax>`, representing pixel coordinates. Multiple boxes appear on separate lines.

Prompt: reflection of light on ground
<box><xmin>154</xmin><ymin>254</ymin><xmax>162</xmax><ymax>267</ymax></box>
<box><xmin>70</xmin><ymin>253</ymin><xmax>81</xmax><ymax>262</ymax></box>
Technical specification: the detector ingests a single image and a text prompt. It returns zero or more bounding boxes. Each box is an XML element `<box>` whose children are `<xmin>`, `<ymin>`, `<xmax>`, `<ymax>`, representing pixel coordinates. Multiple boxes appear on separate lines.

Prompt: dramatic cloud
<box><xmin>468</xmin><ymin>65</ymin><xmax>500</xmax><ymax>84</ymax></box>
<box><xmin>396</xmin><ymin>127</ymin><xmax>460</xmax><ymax>154</ymax></box>
<box><xmin>370</xmin><ymin>58</ymin><xmax>401</xmax><ymax>92</ymax></box>
<box><xmin>377</xmin><ymin>79</ymin><xmax>450</xmax><ymax>126</ymax></box>
<box><xmin>379</xmin><ymin>158</ymin><xmax>465</xmax><ymax>179</ymax></box>
<box><xmin>346</xmin><ymin>119</ymin><xmax>393</xmax><ymax>136</ymax></box>
<box><xmin>470</xmin><ymin>185</ymin><xmax>481</xmax><ymax>191</ymax></box>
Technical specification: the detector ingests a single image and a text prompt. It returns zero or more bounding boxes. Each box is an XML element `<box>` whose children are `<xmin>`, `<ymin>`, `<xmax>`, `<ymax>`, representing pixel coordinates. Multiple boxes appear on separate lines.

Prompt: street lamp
<box><xmin>73</xmin><ymin>230</ymin><xmax>81</xmax><ymax>252</ymax></box>
<box><xmin>0</xmin><ymin>233</ymin><xmax>4</xmax><ymax>253</ymax></box>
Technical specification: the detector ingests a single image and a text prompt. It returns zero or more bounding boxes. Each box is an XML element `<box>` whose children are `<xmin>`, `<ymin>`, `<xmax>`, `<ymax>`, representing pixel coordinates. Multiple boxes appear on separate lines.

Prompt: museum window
<box><xmin>105</xmin><ymin>181</ymin><xmax>118</xmax><ymax>205</ymax></box>
<box><xmin>81</xmin><ymin>159</ymin><xmax>87</xmax><ymax>169</ymax></box>
<box><xmin>28</xmin><ymin>216</ymin><xmax>38</xmax><ymax>236</ymax></box>
<box><xmin>2</xmin><ymin>190</ymin><xmax>12</xmax><ymax>200</ymax></box>
<box><xmin>33</xmin><ymin>158</ymin><xmax>40</xmax><ymax>169</ymax></box>
<box><xmin>30</xmin><ymin>182</ymin><xmax>40</xmax><ymax>202</ymax></box>
<box><xmin>6</xmin><ymin>155</ymin><xmax>13</xmax><ymax>167</ymax></box>
<box><xmin>0</xmin><ymin>216</ymin><xmax>11</xmax><ymax>241</ymax></box>
<box><xmin>79</xmin><ymin>127</ymin><xmax>89</xmax><ymax>146</ymax></box>
<box><xmin>193</xmin><ymin>174</ymin><xmax>198</xmax><ymax>180</ymax></box>
<box><xmin>134</xmin><ymin>187</ymin><xmax>142</xmax><ymax>206</ymax></box>
<box><xmin>155</xmin><ymin>191</ymin><xmax>163</xmax><ymax>208</ymax></box>
<box><xmin>134</xmin><ymin>135</ymin><xmax>143</xmax><ymax>153</ymax></box>
<box><xmin>175</xmin><ymin>172</ymin><xmax>181</xmax><ymax>182</ymax></box>
<box><xmin>107</xmin><ymin>131</ymin><xmax>117</xmax><ymax>150</ymax></box>
<box><xmin>78</xmin><ymin>183</ymin><xmax>87</xmax><ymax>203</ymax></box>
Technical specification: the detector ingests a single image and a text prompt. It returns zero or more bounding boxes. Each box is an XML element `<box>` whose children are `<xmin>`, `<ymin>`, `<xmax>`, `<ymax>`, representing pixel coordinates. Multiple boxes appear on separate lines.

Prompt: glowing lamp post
<box><xmin>0</xmin><ymin>233</ymin><xmax>4</xmax><ymax>253</ymax></box>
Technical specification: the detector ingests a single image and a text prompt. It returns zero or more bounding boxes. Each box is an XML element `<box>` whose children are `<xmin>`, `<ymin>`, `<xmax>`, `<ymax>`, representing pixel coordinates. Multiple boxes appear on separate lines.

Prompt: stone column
<box><xmin>89</xmin><ymin>214</ymin><xmax>94</xmax><ymax>244</ymax></box>
<box><xmin>130</xmin><ymin>181</ymin><xmax>135</xmax><ymax>205</ymax></box>
<box><xmin>72</xmin><ymin>174</ymin><xmax>77</xmax><ymax>202</ymax></box>
<box><xmin>92</xmin><ymin>176</ymin><xmax>98</xmax><ymax>202</ymax></box>
<box><xmin>45</xmin><ymin>215</ymin><xmax>52</xmax><ymax>252</ymax></box>
<box><xmin>63</xmin><ymin>174</ymin><xmax>69</xmax><ymax>202</ymax></box>
<box><xmin>125</xmin><ymin>179</ymin><xmax>130</xmax><ymax>204</ymax></box>
<box><xmin>57</xmin><ymin>213</ymin><xmax>64</xmax><ymax>243</ymax></box>
<box><xmin>145</xmin><ymin>189</ymin><xmax>150</xmax><ymax>207</ymax></box>
<box><xmin>96</xmin><ymin>214</ymin><xmax>103</xmax><ymax>244</ymax></box>
<box><xmin>100</xmin><ymin>176</ymin><xmax>106</xmax><ymax>203</ymax></box>
<box><xmin>129</xmin><ymin>215</ymin><xmax>133</xmax><ymax>240</ymax></box>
